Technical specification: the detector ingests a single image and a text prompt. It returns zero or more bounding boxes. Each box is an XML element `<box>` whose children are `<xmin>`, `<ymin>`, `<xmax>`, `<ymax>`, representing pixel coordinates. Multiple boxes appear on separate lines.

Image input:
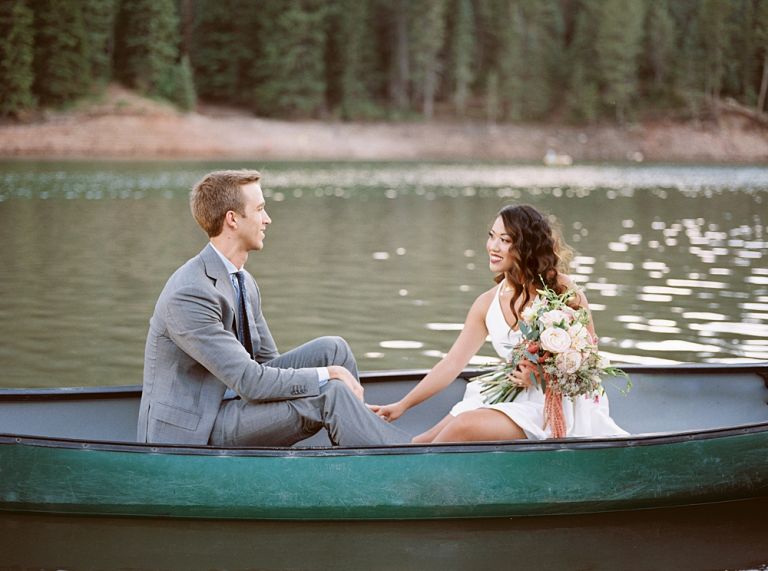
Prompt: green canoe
<box><xmin>1</xmin><ymin>363</ymin><xmax>767</xmax><ymax>520</ymax></box>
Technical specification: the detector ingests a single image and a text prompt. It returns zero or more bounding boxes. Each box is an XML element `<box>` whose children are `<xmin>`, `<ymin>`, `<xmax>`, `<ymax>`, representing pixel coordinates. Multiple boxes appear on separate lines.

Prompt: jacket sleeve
<box><xmin>163</xmin><ymin>284</ymin><xmax>319</xmax><ymax>402</ymax></box>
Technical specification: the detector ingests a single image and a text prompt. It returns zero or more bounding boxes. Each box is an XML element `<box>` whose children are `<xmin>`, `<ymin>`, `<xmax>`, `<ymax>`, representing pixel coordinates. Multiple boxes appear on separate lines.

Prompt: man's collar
<box><xmin>209</xmin><ymin>242</ymin><xmax>242</xmax><ymax>274</ymax></box>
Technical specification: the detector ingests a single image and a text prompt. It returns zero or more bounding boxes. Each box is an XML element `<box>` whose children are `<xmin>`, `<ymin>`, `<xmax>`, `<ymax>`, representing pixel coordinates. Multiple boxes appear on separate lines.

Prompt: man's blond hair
<box><xmin>190</xmin><ymin>169</ymin><xmax>262</xmax><ymax>237</ymax></box>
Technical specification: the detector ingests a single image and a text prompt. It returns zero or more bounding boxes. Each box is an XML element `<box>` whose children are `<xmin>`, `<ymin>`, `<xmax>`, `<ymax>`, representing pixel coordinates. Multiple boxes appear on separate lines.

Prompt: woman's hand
<box><xmin>511</xmin><ymin>360</ymin><xmax>540</xmax><ymax>389</ymax></box>
<box><xmin>368</xmin><ymin>401</ymin><xmax>407</xmax><ymax>422</ymax></box>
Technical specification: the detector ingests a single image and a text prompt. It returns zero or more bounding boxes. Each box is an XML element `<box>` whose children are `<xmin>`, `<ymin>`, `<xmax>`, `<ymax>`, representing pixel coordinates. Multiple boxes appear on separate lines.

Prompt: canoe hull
<box><xmin>2</xmin><ymin>427</ymin><xmax>767</xmax><ymax>520</ymax></box>
<box><xmin>2</xmin><ymin>363</ymin><xmax>767</xmax><ymax>520</ymax></box>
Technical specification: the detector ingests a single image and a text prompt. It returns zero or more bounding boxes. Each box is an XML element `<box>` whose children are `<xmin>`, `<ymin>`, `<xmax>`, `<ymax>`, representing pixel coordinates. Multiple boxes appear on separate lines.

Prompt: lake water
<box><xmin>0</xmin><ymin>160</ymin><xmax>766</xmax><ymax>388</ymax></box>
<box><xmin>0</xmin><ymin>498</ymin><xmax>767</xmax><ymax>570</ymax></box>
<box><xmin>1</xmin><ymin>161</ymin><xmax>767</xmax><ymax>570</ymax></box>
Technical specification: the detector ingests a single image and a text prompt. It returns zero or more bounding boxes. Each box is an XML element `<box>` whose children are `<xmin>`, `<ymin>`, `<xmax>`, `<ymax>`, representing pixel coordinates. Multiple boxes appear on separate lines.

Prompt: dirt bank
<box><xmin>1</xmin><ymin>85</ymin><xmax>766</xmax><ymax>163</ymax></box>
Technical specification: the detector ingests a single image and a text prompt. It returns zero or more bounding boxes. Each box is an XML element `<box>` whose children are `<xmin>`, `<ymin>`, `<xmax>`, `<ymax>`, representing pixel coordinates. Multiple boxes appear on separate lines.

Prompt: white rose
<box><xmin>597</xmin><ymin>353</ymin><xmax>611</xmax><ymax>369</ymax></box>
<box><xmin>540</xmin><ymin>327</ymin><xmax>572</xmax><ymax>353</ymax></box>
<box><xmin>568</xmin><ymin>323</ymin><xmax>590</xmax><ymax>350</ymax></box>
<box><xmin>521</xmin><ymin>305</ymin><xmax>537</xmax><ymax>324</ymax></box>
<box><xmin>556</xmin><ymin>350</ymin><xmax>583</xmax><ymax>374</ymax></box>
<box><xmin>540</xmin><ymin>309</ymin><xmax>570</xmax><ymax>328</ymax></box>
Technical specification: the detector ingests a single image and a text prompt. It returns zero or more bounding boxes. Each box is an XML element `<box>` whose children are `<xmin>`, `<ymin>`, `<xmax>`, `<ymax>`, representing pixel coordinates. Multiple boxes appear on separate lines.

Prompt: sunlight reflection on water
<box><xmin>0</xmin><ymin>161</ymin><xmax>766</xmax><ymax>386</ymax></box>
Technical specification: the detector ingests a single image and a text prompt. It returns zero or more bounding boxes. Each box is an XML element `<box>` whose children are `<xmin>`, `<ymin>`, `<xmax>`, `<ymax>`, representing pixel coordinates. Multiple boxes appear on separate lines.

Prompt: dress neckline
<box><xmin>494</xmin><ymin>283</ymin><xmax>519</xmax><ymax>333</ymax></box>
<box><xmin>494</xmin><ymin>282</ymin><xmax>540</xmax><ymax>332</ymax></box>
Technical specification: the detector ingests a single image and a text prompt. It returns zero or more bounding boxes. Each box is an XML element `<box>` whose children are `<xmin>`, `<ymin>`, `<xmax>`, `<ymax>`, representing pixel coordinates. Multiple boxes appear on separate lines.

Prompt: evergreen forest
<box><xmin>1</xmin><ymin>0</ymin><xmax>767</xmax><ymax>124</ymax></box>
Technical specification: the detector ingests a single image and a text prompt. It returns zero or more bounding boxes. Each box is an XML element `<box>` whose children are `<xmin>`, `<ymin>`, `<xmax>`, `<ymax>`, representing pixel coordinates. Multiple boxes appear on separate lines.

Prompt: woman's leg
<box><xmin>432</xmin><ymin>409</ymin><xmax>527</xmax><ymax>443</ymax></box>
<box><xmin>412</xmin><ymin>414</ymin><xmax>454</xmax><ymax>444</ymax></box>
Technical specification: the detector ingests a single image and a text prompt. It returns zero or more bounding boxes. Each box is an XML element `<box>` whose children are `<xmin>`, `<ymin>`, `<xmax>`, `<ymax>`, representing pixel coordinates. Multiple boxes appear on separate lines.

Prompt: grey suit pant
<box><xmin>209</xmin><ymin>336</ymin><xmax>410</xmax><ymax>447</ymax></box>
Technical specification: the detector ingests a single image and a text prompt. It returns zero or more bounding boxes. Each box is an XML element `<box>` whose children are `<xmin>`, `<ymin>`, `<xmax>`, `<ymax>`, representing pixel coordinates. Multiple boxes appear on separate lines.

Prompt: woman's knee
<box><xmin>434</xmin><ymin>413</ymin><xmax>477</xmax><ymax>442</ymax></box>
<box><xmin>434</xmin><ymin>410</ymin><xmax>523</xmax><ymax>442</ymax></box>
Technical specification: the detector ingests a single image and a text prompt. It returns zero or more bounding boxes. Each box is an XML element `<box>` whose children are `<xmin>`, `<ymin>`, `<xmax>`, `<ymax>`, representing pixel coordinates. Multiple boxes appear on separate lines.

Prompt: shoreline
<box><xmin>1</xmin><ymin>87</ymin><xmax>766</xmax><ymax>164</ymax></box>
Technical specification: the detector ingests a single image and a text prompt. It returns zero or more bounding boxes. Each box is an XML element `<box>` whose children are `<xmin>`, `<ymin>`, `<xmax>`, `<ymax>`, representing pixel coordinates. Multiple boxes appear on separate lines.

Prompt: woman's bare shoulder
<box><xmin>557</xmin><ymin>273</ymin><xmax>579</xmax><ymax>289</ymax></box>
<box><xmin>557</xmin><ymin>273</ymin><xmax>590</xmax><ymax>305</ymax></box>
<box><xmin>469</xmin><ymin>284</ymin><xmax>500</xmax><ymax>315</ymax></box>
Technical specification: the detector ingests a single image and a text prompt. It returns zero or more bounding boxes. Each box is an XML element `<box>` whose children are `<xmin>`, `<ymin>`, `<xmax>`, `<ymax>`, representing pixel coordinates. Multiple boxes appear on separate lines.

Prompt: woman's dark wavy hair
<box><xmin>493</xmin><ymin>204</ymin><xmax>573</xmax><ymax>326</ymax></box>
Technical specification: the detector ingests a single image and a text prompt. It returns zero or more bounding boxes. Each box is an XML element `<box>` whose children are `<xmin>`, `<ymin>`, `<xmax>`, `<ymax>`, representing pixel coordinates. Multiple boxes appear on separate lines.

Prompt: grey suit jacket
<box><xmin>137</xmin><ymin>243</ymin><xmax>319</xmax><ymax>444</ymax></box>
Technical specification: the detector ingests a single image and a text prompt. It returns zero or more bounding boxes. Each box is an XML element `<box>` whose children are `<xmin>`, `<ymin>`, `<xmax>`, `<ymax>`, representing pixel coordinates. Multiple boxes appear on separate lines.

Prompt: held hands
<box><xmin>368</xmin><ymin>401</ymin><xmax>406</xmax><ymax>422</ymax></box>
<box><xmin>327</xmin><ymin>366</ymin><xmax>365</xmax><ymax>402</ymax></box>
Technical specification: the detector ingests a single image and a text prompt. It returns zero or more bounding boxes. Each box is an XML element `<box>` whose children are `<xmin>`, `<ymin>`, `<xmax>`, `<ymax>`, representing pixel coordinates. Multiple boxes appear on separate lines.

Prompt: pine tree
<box><xmin>169</xmin><ymin>54</ymin><xmax>196</xmax><ymax>111</ymax></box>
<box><xmin>485</xmin><ymin>69</ymin><xmax>499</xmax><ymax>123</ymax></box>
<box><xmin>697</xmin><ymin>0</ymin><xmax>732</xmax><ymax>100</ymax></box>
<box><xmin>387</xmin><ymin>0</ymin><xmax>411</xmax><ymax>112</ymax></box>
<box><xmin>672</xmin><ymin>0</ymin><xmax>706</xmax><ymax>113</ymax></box>
<box><xmin>496</xmin><ymin>0</ymin><xmax>564</xmax><ymax>121</ymax></box>
<box><xmin>83</xmin><ymin>0</ymin><xmax>117</xmax><ymax>84</ymax></box>
<box><xmin>449</xmin><ymin>0</ymin><xmax>475</xmax><ymax>116</ymax></box>
<box><xmin>409</xmin><ymin>0</ymin><xmax>447</xmax><ymax>118</ymax></box>
<box><xmin>497</xmin><ymin>0</ymin><xmax>524</xmax><ymax>120</ymax></box>
<box><xmin>595</xmin><ymin>0</ymin><xmax>647</xmax><ymax>123</ymax></box>
<box><xmin>190</xmin><ymin>0</ymin><xmax>248</xmax><ymax>102</ymax></box>
<box><xmin>0</xmin><ymin>0</ymin><xmax>35</xmax><ymax>116</ymax></box>
<box><xmin>472</xmin><ymin>0</ymin><xmax>505</xmax><ymax>111</ymax></box>
<box><xmin>644</xmin><ymin>0</ymin><xmax>676</xmax><ymax>94</ymax></box>
<box><xmin>32</xmin><ymin>0</ymin><xmax>92</xmax><ymax>105</ymax></box>
<box><xmin>567</xmin><ymin>1</ymin><xmax>600</xmax><ymax>122</ymax></box>
<box><xmin>722</xmin><ymin>0</ymin><xmax>756</xmax><ymax>104</ymax></box>
<box><xmin>518</xmin><ymin>0</ymin><xmax>564</xmax><ymax>119</ymax></box>
<box><xmin>252</xmin><ymin>1</ymin><xmax>328</xmax><ymax>117</ymax></box>
<box><xmin>758</xmin><ymin>0</ymin><xmax>768</xmax><ymax>112</ymax></box>
<box><xmin>114</xmin><ymin>0</ymin><xmax>181</xmax><ymax>97</ymax></box>
<box><xmin>334</xmin><ymin>0</ymin><xmax>378</xmax><ymax>119</ymax></box>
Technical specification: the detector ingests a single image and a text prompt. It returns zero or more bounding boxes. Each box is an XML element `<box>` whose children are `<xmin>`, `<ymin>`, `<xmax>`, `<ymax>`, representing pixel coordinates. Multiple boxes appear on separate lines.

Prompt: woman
<box><xmin>370</xmin><ymin>204</ymin><xmax>628</xmax><ymax>442</ymax></box>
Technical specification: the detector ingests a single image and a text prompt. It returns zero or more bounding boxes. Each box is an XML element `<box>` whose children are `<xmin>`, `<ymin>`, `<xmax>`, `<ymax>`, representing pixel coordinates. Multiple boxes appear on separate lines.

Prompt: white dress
<box><xmin>450</xmin><ymin>283</ymin><xmax>629</xmax><ymax>439</ymax></box>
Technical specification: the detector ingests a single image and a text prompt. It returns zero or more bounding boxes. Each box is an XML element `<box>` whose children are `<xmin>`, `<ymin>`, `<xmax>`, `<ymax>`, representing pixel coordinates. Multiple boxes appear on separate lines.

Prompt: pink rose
<box><xmin>540</xmin><ymin>327</ymin><xmax>572</xmax><ymax>353</ymax></box>
<box><xmin>555</xmin><ymin>350</ymin><xmax>583</xmax><ymax>374</ymax></box>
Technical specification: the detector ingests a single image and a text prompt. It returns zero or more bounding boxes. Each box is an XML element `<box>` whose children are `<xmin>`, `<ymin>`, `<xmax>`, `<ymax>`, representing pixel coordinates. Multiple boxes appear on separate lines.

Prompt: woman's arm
<box><xmin>370</xmin><ymin>290</ymin><xmax>492</xmax><ymax>421</ymax></box>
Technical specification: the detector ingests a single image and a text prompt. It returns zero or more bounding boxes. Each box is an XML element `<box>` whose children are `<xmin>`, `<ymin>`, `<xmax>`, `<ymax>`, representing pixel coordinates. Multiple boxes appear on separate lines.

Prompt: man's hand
<box><xmin>327</xmin><ymin>365</ymin><xmax>364</xmax><ymax>402</ymax></box>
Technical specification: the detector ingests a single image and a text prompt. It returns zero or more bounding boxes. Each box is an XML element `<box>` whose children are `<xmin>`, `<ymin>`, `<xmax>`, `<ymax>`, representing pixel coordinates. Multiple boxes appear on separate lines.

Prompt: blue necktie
<box><xmin>234</xmin><ymin>271</ymin><xmax>254</xmax><ymax>359</ymax></box>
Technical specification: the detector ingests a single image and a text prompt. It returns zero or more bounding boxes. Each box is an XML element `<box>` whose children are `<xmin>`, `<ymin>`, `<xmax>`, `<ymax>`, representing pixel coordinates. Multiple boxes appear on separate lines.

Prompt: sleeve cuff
<box><xmin>316</xmin><ymin>367</ymin><xmax>330</xmax><ymax>388</ymax></box>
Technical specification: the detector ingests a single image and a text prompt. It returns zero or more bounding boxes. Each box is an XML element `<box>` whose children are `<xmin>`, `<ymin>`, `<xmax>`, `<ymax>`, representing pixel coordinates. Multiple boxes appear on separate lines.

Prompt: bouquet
<box><xmin>474</xmin><ymin>284</ymin><xmax>629</xmax><ymax>437</ymax></box>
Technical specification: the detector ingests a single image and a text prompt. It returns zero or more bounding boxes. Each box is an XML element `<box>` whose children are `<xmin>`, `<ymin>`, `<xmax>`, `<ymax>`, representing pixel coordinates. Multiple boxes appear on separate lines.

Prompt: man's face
<box><xmin>237</xmin><ymin>182</ymin><xmax>271</xmax><ymax>251</ymax></box>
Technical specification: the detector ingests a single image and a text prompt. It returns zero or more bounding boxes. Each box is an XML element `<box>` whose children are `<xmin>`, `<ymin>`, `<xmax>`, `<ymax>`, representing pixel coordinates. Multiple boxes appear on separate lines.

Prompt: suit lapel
<box><xmin>200</xmin><ymin>243</ymin><xmax>240</xmax><ymax>335</ymax></box>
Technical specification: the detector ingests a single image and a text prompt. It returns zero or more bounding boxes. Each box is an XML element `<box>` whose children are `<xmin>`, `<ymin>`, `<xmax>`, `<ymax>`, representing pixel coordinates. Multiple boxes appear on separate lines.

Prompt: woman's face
<box><xmin>487</xmin><ymin>216</ymin><xmax>516</xmax><ymax>274</ymax></box>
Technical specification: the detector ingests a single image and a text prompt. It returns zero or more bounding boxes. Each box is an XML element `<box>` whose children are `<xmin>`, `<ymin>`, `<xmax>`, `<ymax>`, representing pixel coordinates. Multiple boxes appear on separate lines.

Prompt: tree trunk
<box><xmin>423</xmin><ymin>68</ymin><xmax>435</xmax><ymax>119</ymax></box>
<box><xmin>758</xmin><ymin>54</ymin><xmax>768</xmax><ymax>113</ymax></box>
<box><xmin>389</xmin><ymin>0</ymin><xmax>409</xmax><ymax>110</ymax></box>
<box><xmin>178</xmin><ymin>0</ymin><xmax>194</xmax><ymax>57</ymax></box>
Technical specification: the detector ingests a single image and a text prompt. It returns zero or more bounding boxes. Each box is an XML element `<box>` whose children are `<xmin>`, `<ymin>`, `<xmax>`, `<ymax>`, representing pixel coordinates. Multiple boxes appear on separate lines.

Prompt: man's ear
<box><xmin>224</xmin><ymin>210</ymin><xmax>238</xmax><ymax>230</ymax></box>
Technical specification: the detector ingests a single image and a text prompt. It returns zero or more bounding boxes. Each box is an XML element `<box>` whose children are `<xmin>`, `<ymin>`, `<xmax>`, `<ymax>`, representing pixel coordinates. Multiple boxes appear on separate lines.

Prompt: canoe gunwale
<box><xmin>1</xmin><ymin>362</ymin><xmax>766</xmax><ymax>457</ymax></box>
<box><xmin>2</xmin><ymin>420</ymin><xmax>768</xmax><ymax>457</ymax></box>
<box><xmin>0</xmin><ymin>361</ymin><xmax>765</xmax><ymax>401</ymax></box>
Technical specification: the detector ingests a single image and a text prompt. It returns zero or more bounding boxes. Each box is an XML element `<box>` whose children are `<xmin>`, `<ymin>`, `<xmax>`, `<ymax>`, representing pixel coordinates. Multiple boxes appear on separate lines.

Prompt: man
<box><xmin>137</xmin><ymin>169</ymin><xmax>409</xmax><ymax>447</ymax></box>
